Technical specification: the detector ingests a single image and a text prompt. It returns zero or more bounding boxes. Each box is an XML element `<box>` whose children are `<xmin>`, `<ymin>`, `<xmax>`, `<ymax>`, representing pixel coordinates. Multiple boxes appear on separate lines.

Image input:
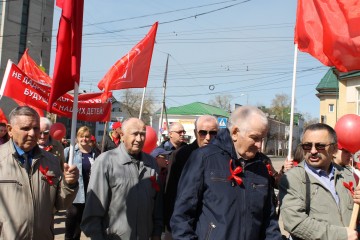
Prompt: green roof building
<box><xmin>152</xmin><ymin>102</ymin><xmax>229</xmax><ymax>143</ymax></box>
<box><xmin>165</xmin><ymin>102</ymin><xmax>229</xmax><ymax>117</ymax></box>
<box><xmin>316</xmin><ymin>67</ymin><xmax>360</xmax><ymax>127</ymax></box>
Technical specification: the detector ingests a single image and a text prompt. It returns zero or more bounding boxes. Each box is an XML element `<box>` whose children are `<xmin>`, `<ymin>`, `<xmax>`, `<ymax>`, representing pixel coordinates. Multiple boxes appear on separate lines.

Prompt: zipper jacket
<box><xmin>279</xmin><ymin>161</ymin><xmax>355</xmax><ymax>240</ymax></box>
<box><xmin>0</xmin><ymin>139</ymin><xmax>78</xmax><ymax>240</ymax></box>
<box><xmin>170</xmin><ymin>128</ymin><xmax>282</xmax><ymax>240</ymax></box>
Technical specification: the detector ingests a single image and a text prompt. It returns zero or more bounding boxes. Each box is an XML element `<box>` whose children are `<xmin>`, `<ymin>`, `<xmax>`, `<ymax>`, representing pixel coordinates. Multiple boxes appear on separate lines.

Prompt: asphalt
<box><xmin>53</xmin><ymin>156</ymin><xmax>289</xmax><ymax>239</ymax></box>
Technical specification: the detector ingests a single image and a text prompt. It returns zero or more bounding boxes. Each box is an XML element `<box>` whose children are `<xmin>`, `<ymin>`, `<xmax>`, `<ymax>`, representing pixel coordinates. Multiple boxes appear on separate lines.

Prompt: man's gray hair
<box><xmin>194</xmin><ymin>115</ymin><xmax>219</xmax><ymax>131</ymax></box>
<box><xmin>227</xmin><ymin>106</ymin><xmax>268</xmax><ymax>132</ymax></box>
<box><xmin>9</xmin><ymin>106</ymin><xmax>40</xmax><ymax>125</ymax></box>
<box><xmin>169</xmin><ymin>122</ymin><xmax>183</xmax><ymax>132</ymax></box>
<box><xmin>40</xmin><ymin>117</ymin><xmax>52</xmax><ymax>129</ymax></box>
<box><xmin>303</xmin><ymin>123</ymin><xmax>337</xmax><ymax>144</ymax></box>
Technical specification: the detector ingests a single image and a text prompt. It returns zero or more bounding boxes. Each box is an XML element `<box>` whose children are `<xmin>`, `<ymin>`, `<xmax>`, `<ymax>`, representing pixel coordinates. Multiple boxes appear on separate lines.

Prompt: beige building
<box><xmin>316</xmin><ymin>68</ymin><xmax>360</xmax><ymax>128</ymax></box>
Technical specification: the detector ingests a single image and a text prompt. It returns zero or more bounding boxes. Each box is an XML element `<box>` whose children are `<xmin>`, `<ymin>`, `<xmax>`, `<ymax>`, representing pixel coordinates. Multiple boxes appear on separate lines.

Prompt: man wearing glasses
<box><xmin>38</xmin><ymin>117</ymin><xmax>65</xmax><ymax>171</ymax></box>
<box><xmin>279</xmin><ymin>123</ymin><xmax>359</xmax><ymax>240</ymax></box>
<box><xmin>164</xmin><ymin>115</ymin><xmax>218</xmax><ymax>239</ymax></box>
<box><xmin>156</xmin><ymin>122</ymin><xmax>187</xmax><ymax>151</ymax></box>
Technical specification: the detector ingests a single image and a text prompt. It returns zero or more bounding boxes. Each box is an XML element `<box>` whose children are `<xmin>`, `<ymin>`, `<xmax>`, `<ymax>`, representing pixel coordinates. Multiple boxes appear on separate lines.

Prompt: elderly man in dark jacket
<box><xmin>170</xmin><ymin>106</ymin><xmax>282</xmax><ymax>240</ymax></box>
<box><xmin>164</xmin><ymin>115</ymin><xmax>218</xmax><ymax>237</ymax></box>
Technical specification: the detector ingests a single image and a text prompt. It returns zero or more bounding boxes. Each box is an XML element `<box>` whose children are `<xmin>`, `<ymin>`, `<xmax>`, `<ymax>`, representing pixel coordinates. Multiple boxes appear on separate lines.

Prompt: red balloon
<box><xmin>335</xmin><ymin>114</ymin><xmax>360</xmax><ymax>153</ymax></box>
<box><xmin>142</xmin><ymin>126</ymin><xmax>157</xmax><ymax>154</ymax></box>
<box><xmin>50</xmin><ymin>122</ymin><xmax>66</xmax><ymax>141</ymax></box>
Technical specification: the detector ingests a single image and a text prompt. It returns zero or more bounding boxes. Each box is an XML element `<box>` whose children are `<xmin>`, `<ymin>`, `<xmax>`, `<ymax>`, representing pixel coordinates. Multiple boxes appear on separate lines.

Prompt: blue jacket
<box><xmin>170</xmin><ymin>128</ymin><xmax>282</xmax><ymax>240</ymax></box>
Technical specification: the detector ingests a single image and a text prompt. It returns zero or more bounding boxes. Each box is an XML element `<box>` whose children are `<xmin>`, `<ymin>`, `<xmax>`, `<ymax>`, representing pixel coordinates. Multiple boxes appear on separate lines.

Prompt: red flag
<box><xmin>14</xmin><ymin>100</ymin><xmax>45</xmax><ymax>118</ymax></box>
<box><xmin>0</xmin><ymin>108</ymin><xmax>7</xmax><ymax>124</ymax></box>
<box><xmin>48</xmin><ymin>0</ymin><xmax>84</xmax><ymax>111</ymax></box>
<box><xmin>98</xmin><ymin>22</ymin><xmax>158</xmax><ymax>92</ymax></box>
<box><xmin>18</xmin><ymin>49</ymin><xmax>52</xmax><ymax>85</ymax></box>
<box><xmin>295</xmin><ymin>0</ymin><xmax>360</xmax><ymax>72</ymax></box>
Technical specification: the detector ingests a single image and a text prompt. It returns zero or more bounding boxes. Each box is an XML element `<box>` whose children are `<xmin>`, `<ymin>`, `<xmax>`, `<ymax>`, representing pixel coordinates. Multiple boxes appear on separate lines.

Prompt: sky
<box><xmin>49</xmin><ymin>0</ymin><xmax>329</xmax><ymax>120</ymax></box>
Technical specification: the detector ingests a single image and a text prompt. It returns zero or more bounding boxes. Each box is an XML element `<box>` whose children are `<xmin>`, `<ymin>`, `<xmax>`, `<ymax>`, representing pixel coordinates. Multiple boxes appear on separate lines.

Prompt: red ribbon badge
<box><xmin>150</xmin><ymin>175</ymin><xmax>160</xmax><ymax>192</ymax></box>
<box><xmin>227</xmin><ymin>159</ymin><xmax>243</xmax><ymax>185</ymax></box>
<box><xmin>343</xmin><ymin>181</ymin><xmax>354</xmax><ymax>196</ymax></box>
<box><xmin>39</xmin><ymin>165</ymin><xmax>55</xmax><ymax>186</ymax></box>
<box><xmin>266</xmin><ymin>163</ymin><xmax>273</xmax><ymax>176</ymax></box>
<box><xmin>43</xmin><ymin>145</ymin><xmax>53</xmax><ymax>152</ymax></box>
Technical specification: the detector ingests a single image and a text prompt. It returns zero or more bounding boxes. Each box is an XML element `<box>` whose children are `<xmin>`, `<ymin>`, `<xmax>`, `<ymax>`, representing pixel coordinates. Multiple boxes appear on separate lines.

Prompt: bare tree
<box><xmin>121</xmin><ymin>89</ymin><xmax>155</xmax><ymax>124</ymax></box>
<box><xmin>270</xmin><ymin>93</ymin><xmax>292</xmax><ymax>123</ymax></box>
<box><xmin>301</xmin><ymin>112</ymin><xmax>319</xmax><ymax>128</ymax></box>
<box><xmin>208</xmin><ymin>95</ymin><xmax>233</xmax><ymax>112</ymax></box>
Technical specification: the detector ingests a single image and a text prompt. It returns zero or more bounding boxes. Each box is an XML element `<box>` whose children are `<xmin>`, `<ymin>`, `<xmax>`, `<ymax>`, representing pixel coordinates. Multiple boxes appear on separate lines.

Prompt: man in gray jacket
<box><xmin>81</xmin><ymin>118</ymin><xmax>163</xmax><ymax>240</ymax></box>
<box><xmin>0</xmin><ymin>106</ymin><xmax>79</xmax><ymax>240</ymax></box>
<box><xmin>279</xmin><ymin>123</ymin><xmax>358</xmax><ymax>240</ymax></box>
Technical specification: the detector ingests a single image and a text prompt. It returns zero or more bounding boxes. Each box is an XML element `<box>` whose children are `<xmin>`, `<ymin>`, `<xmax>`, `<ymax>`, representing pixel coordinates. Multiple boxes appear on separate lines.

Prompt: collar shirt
<box><xmin>13</xmin><ymin>143</ymin><xmax>33</xmax><ymax>172</ymax></box>
<box><xmin>304</xmin><ymin>161</ymin><xmax>339</xmax><ymax>205</ymax></box>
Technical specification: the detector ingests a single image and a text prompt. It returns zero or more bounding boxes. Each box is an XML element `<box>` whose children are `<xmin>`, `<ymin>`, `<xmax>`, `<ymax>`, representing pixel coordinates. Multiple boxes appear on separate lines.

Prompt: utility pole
<box><xmin>159</xmin><ymin>54</ymin><xmax>169</xmax><ymax>144</ymax></box>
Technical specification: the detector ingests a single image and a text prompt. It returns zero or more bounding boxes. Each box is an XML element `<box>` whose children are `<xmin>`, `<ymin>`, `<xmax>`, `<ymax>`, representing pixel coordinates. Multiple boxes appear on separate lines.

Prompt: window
<box><xmin>321</xmin><ymin>115</ymin><xmax>326</xmax><ymax>124</ymax></box>
<box><xmin>329</xmin><ymin>104</ymin><xmax>334</xmax><ymax>112</ymax></box>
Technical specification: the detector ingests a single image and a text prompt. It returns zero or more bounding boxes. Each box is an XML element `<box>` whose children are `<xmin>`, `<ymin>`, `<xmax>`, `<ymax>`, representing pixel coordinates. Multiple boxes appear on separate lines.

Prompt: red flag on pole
<box><xmin>295</xmin><ymin>0</ymin><xmax>360</xmax><ymax>72</ymax></box>
<box><xmin>98</xmin><ymin>22</ymin><xmax>158</xmax><ymax>92</ymax></box>
<box><xmin>18</xmin><ymin>49</ymin><xmax>52</xmax><ymax>85</ymax></box>
<box><xmin>48</xmin><ymin>0</ymin><xmax>84</xmax><ymax>111</ymax></box>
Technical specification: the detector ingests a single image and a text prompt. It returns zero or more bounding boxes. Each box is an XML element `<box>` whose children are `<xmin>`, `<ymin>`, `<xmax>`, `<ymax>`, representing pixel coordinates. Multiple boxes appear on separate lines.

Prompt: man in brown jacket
<box><xmin>0</xmin><ymin>106</ymin><xmax>79</xmax><ymax>240</ymax></box>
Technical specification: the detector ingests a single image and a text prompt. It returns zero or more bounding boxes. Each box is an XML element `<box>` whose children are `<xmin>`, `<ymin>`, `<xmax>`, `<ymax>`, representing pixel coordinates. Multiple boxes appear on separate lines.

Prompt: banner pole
<box><xmin>139</xmin><ymin>87</ymin><xmax>146</xmax><ymax>119</ymax></box>
<box><xmin>0</xmin><ymin>60</ymin><xmax>12</xmax><ymax>99</ymax></box>
<box><xmin>68</xmin><ymin>82</ymin><xmax>79</xmax><ymax>166</ymax></box>
<box><xmin>287</xmin><ymin>44</ymin><xmax>299</xmax><ymax>160</ymax></box>
<box><xmin>101</xmin><ymin>121</ymin><xmax>108</xmax><ymax>153</ymax></box>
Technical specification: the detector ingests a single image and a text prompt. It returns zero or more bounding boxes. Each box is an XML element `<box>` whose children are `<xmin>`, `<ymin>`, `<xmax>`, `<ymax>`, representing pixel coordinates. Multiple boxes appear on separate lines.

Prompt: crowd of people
<box><xmin>1</xmin><ymin>105</ymin><xmax>360</xmax><ymax>240</ymax></box>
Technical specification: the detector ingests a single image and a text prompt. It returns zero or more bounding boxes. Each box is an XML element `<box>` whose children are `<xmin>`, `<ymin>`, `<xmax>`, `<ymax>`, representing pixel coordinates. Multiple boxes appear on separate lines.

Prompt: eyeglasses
<box><xmin>198</xmin><ymin>130</ymin><xmax>217</xmax><ymax>138</ymax></box>
<box><xmin>301</xmin><ymin>142</ymin><xmax>335</xmax><ymax>151</ymax></box>
<box><xmin>40</xmin><ymin>130</ymin><xmax>50</xmax><ymax>135</ymax></box>
<box><xmin>171</xmin><ymin>130</ymin><xmax>186</xmax><ymax>135</ymax></box>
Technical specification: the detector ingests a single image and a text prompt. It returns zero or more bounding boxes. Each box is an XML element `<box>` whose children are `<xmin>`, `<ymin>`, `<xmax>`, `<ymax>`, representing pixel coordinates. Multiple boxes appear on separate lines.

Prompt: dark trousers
<box><xmin>65</xmin><ymin>203</ymin><xmax>85</xmax><ymax>240</ymax></box>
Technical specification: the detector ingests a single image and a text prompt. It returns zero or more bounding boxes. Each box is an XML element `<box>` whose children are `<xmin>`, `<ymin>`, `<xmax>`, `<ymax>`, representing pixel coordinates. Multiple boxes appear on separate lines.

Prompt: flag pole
<box><xmin>159</xmin><ymin>54</ymin><xmax>169</xmax><ymax>144</ymax></box>
<box><xmin>287</xmin><ymin>44</ymin><xmax>299</xmax><ymax>160</ymax></box>
<box><xmin>0</xmin><ymin>60</ymin><xmax>12</xmax><ymax>100</ymax></box>
<box><xmin>68</xmin><ymin>82</ymin><xmax>79</xmax><ymax>166</ymax></box>
<box><xmin>138</xmin><ymin>87</ymin><xmax>146</xmax><ymax>119</ymax></box>
<box><xmin>101</xmin><ymin>121</ymin><xmax>108</xmax><ymax>153</ymax></box>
